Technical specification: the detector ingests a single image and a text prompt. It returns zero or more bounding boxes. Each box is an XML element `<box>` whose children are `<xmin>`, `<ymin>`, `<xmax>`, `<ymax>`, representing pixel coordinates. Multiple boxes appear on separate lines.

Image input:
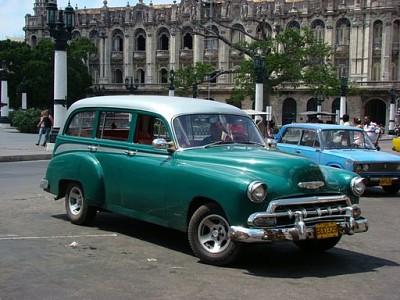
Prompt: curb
<box><xmin>0</xmin><ymin>154</ymin><xmax>52</xmax><ymax>163</ymax></box>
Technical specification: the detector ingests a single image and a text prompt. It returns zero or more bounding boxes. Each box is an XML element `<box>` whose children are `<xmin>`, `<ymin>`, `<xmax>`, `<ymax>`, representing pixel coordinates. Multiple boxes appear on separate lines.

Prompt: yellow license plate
<box><xmin>315</xmin><ymin>222</ymin><xmax>339</xmax><ymax>239</ymax></box>
<box><xmin>379</xmin><ymin>178</ymin><xmax>392</xmax><ymax>186</ymax></box>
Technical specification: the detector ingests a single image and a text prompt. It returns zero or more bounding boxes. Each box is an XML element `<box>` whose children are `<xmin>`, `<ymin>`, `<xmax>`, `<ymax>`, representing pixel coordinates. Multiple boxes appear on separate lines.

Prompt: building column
<box><xmin>381</xmin><ymin>18</ymin><xmax>392</xmax><ymax>81</ymax></box>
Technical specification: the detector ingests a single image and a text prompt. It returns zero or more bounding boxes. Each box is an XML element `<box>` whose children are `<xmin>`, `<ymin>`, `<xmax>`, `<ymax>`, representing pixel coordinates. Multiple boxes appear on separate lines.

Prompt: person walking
<box><xmin>363</xmin><ymin>115</ymin><xmax>381</xmax><ymax>147</ymax></box>
<box><xmin>36</xmin><ymin>110</ymin><xmax>45</xmax><ymax>146</ymax></box>
<box><xmin>36</xmin><ymin>110</ymin><xmax>53</xmax><ymax>147</ymax></box>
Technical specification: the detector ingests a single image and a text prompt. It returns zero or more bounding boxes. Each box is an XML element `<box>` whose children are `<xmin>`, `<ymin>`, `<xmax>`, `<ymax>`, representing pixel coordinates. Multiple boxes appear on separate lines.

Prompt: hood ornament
<box><xmin>298</xmin><ymin>181</ymin><xmax>325</xmax><ymax>190</ymax></box>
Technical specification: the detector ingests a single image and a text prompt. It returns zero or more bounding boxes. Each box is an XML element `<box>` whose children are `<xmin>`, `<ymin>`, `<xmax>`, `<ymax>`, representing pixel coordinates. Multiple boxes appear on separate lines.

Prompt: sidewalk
<box><xmin>0</xmin><ymin>127</ymin><xmax>52</xmax><ymax>162</ymax></box>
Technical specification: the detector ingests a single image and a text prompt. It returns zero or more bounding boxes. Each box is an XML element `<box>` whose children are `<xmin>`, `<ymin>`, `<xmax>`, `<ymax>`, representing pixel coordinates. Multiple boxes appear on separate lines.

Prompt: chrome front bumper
<box><xmin>228</xmin><ymin>205</ymin><xmax>369</xmax><ymax>243</ymax></box>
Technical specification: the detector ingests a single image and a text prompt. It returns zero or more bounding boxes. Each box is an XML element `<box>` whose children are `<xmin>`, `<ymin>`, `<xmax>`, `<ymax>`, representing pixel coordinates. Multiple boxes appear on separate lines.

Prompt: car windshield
<box><xmin>172</xmin><ymin>114</ymin><xmax>266</xmax><ymax>149</ymax></box>
<box><xmin>321</xmin><ymin>129</ymin><xmax>376</xmax><ymax>150</ymax></box>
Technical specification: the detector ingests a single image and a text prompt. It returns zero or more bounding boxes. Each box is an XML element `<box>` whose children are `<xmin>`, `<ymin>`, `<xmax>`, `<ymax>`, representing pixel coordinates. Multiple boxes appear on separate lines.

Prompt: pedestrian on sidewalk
<box><xmin>363</xmin><ymin>115</ymin><xmax>381</xmax><ymax>148</ymax></box>
<box><xmin>36</xmin><ymin>110</ymin><xmax>53</xmax><ymax>146</ymax></box>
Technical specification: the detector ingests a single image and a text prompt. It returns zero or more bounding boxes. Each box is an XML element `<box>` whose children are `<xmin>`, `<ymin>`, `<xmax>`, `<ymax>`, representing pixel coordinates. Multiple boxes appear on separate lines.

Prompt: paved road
<box><xmin>0</xmin><ymin>161</ymin><xmax>399</xmax><ymax>300</ymax></box>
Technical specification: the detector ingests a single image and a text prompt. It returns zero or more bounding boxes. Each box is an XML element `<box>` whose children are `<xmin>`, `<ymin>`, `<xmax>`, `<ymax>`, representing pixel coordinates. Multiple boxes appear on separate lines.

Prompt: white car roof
<box><xmin>67</xmin><ymin>95</ymin><xmax>246</xmax><ymax>121</ymax></box>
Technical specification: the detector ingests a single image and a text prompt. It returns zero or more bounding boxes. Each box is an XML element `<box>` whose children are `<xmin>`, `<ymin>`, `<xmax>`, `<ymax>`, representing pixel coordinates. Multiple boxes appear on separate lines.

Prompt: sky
<box><xmin>0</xmin><ymin>0</ymin><xmax>174</xmax><ymax>41</ymax></box>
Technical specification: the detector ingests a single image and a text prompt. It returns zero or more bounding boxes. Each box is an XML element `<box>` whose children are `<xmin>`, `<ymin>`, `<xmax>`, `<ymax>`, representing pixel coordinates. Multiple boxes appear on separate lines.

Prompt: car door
<box><xmin>118</xmin><ymin>114</ymin><xmax>172</xmax><ymax>224</ymax></box>
<box><xmin>295</xmin><ymin>129</ymin><xmax>322</xmax><ymax>163</ymax></box>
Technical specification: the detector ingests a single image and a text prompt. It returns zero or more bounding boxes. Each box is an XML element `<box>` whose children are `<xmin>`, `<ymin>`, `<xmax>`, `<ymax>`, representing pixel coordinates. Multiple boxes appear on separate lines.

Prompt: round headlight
<box><xmin>351</xmin><ymin>176</ymin><xmax>366</xmax><ymax>196</ymax></box>
<box><xmin>354</xmin><ymin>164</ymin><xmax>362</xmax><ymax>172</ymax></box>
<box><xmin>362</xmin><ymin>164</ymin><xmax>370</xmax><ymax>172</ymax></box>
<box><xmin>247</xmin><ymin>181</ymin><xmax>267</xmax><ymax>203</ymax></box>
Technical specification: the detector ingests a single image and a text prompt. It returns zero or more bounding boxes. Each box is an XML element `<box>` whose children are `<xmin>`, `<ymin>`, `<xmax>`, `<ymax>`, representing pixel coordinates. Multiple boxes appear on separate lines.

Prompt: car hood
<box><xmin>178</xmin><ymin>146</ymin><xmax>335</xmax><ymax>196</ymax></box>
<box><xmin>323</xmin><ymin>148</ymin><xmax>400</xmax><ymax>162</ymax></box>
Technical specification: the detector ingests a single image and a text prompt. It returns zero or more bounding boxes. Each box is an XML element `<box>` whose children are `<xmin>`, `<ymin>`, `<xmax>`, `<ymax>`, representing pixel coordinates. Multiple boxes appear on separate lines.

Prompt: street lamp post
<box><xmin>21</xmin><ymin>77</ymin><xmax>28</xmax><ymax>110</ymax></box>
<box><xmin>253</xmin><ymin>52</ymin><xmax>265</xmax><ymax>114</ymax></box>
<box><xmin>46</xmin><ymin>0</ymin><xmax>75</xmax><ymax>149</ymax></box>
<box><xmin>125</xmin><ymin>77</ymin><xmax>138</xmax><ymax>94</ymax></box>
<box><xmin>0</xmin><ymin>60</ymin><xmax>11</xmax><ymax>128</ymax></box>
<box><xmin>389</xmin><ymin>87</ymin><xmax>397</xmax><ymax>135</ymax></box>
<box><xmin>168</xmin><ymin>69</ymin><xmax>175</xmax><ymax>97</ymax></box>
<box><xmin>339</xmin><ymin>75</ymin><xmax>347</xmax><ymax>125</ymax></box>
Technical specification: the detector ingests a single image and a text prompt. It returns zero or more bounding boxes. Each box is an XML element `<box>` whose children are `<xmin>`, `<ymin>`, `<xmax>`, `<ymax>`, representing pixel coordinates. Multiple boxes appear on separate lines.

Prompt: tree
<box><xmin>174</xmin><ymin>62</ymin><xmax>214</xmax><ymax>97</ymax></box>
<box><xmin>196</xmin><ymin>21</ymin><xmax>340</xmax><ymax>108</ymax></box>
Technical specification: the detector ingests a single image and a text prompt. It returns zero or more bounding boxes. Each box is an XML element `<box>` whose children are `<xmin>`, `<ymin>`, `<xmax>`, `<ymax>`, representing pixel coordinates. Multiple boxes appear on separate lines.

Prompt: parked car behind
<box><xmin>41</xmin><ymin>96</ymin><xmax>368</xmax><ymax>266</ymax></box>
<box><xmin>275</xmin><ymin>123</ymin><xmax>400</xmax><ymax>194</ymax></box>
<box><xmin>393</xmin><ymin>136</ymin><xmax>400</xmax><ymax>152</ymax></box>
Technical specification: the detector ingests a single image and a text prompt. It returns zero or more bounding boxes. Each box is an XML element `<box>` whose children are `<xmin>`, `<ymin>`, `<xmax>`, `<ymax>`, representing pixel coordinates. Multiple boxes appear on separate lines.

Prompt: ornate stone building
<box><xmin>24</xmin><ymin>0</ymin><xmax>400</xmax><ymax>127</ymax></box>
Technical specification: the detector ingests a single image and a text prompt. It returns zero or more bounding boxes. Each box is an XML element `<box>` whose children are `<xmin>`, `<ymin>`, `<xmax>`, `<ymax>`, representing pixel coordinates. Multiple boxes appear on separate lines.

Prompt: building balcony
<box><xmin>156</xmin><ymin>50</ymin><xmax>169</xmax><ymax>60</ymax></box>
<box><xmin>111</xmin><ymin>51</ymin><xmax>123</xmax><ymax>62</ymax></box>
<box><xmin>133</xmin><ymin>50</ymin><xmax>146</xmax><ymax>61</ymax></box>
<box><xmin>204</xmin><ymin>48</ymin><xmax>218</xmax><ymax>59</ymax></box>
<box><xmin>180</xmin><ymin>48</ymin><xmax>193</xmax><ymax>59</ymax></box>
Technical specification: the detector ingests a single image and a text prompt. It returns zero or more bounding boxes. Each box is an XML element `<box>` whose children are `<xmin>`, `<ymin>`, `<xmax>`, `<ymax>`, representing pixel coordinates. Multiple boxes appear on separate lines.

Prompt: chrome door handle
<box><xmin>88</xmin><ymin>145</ymin><xmax>98</xmax><ymax>152</ymax></box>
<box><xmin>124</xmin><ymin>150</ymin><xmax>136</xmax><ymax>156</ymax></box>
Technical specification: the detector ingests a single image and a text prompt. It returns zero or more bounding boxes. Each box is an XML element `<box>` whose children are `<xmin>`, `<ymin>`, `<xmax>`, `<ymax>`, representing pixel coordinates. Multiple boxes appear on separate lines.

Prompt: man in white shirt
<box><xmin>363</xmin><ymin>115</ymin><xmax>381</xmax><ymax>146</ymax></box>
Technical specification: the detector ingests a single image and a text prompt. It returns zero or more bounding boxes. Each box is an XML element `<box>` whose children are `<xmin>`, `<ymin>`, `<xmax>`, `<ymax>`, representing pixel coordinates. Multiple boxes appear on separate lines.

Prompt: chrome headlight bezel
<box><xmin>351</xmin><ymin>176</ymin><xmax>366</xmax><ymax>196</ymax></box>
<box><xmin>247</xmin><ymin>181</ymin><xmax>267</xmax><ymax>203</ymax></box>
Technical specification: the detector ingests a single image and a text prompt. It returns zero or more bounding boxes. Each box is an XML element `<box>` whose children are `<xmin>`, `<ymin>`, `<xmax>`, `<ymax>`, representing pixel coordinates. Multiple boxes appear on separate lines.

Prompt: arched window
<box><xmin>205</xmin><ymin>25</ymin><xmax>219</xmax><ymax>50</ymax></box>
<box><xmin>311</xmin><ymin>19</ymin><xmax>325</xmax><ymax>41</ymax></box>
<box><xmin>282</xmin><ymin>98</ymin><xmax>297</xmax><ymax>125</ymax></box>
<box><xmin>112</xmin><ymin>29</ymin><xmax>124</xmax><ymax>51</ymax></box>
<box><xmin>373</xmin><ymin>21</ymin><xmax>383</xmax><ymax>49</ymax></box>
<box><xmin>307</xmin><ymin>97</ymin><xmax>317</xmax><ymax>112</ymax></box>
<box><xmin>157</xmin><ymin>28</ymin><xmax>169</xmax><ymax>50</ymax></box>
<box><xmin>134</xmin><ymin>29</ymin><xmax>146</xmax><ymax>51</ymax></box>
<box><xmin>114</xmin><ymin>69</ymin><xmax>123</xmax><ymax>83</ymax></box>
<box><xmin>336</xmin><ymin>18</ymin><xmax>350</xmax><ymax>46</ymax></box>
<box><xmin>287</xmin><ymin>21</ymin><xmax>300</xmax><ymax>32</ymax></box>
<box><xmin>232</xmin><ymin>24</ymin><xmax>245</xmax><ymax>44</ymax></box>
<box><xmin>138</xmin><ymin>69</ymin><xmax>145</xmax><ymax>84</ymax></box>
<box><xmin>182</xmin><ymin>26</ymin><xmax>193</xmax><ymax>49</ymax></box>
<box><xmin>256</xmin><ymin>23</ymin><xmax>272</xmax><ymax>40</ymax></box>
<box><xmin>159</xmin><ymin>68</ymin><xmax>168</xmax><ymax>83</ymax></box>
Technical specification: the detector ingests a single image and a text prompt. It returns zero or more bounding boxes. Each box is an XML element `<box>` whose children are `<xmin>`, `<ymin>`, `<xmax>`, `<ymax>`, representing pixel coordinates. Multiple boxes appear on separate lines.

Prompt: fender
<box><xmin>45</xmin><ymin>152</ymin><xmax>105</xmax><ymax>206</ymax></box>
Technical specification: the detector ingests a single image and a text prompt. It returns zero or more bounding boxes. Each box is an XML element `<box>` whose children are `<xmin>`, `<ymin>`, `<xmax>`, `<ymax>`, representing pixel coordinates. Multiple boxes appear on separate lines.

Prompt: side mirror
<box><xmin>152</xmin><ymin>138</ymin><xmax>176</xmax><ymax>153</ymax></box>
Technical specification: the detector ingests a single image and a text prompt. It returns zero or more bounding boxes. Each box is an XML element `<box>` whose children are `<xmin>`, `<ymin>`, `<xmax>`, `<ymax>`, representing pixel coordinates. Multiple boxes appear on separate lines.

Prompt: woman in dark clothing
<box><xmin>36</xmin><ymin>110</ymin><xmax>53</xmax><ymax>146</ymax></box>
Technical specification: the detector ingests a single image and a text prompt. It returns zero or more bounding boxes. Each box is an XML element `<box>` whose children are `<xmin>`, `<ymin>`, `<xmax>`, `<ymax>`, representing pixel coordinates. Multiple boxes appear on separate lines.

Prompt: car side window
<box><xmin>96</xmin><ymin>111</ymin><xmax>132</xmax><ymax>141</ymax></box>
<box><xmin>281</xmin><ymin>128</ymin><xmax>302</xmax><ymax>145</ymax></box>
<box><xmin>65</xmin><ymin>111</ymin><xmax>96</xmax><ymax>138</ymax></box>
<box><xmin>300</xmin><ymin>130</ymin><xmax>320</xmax><ymax>147</ymax></box>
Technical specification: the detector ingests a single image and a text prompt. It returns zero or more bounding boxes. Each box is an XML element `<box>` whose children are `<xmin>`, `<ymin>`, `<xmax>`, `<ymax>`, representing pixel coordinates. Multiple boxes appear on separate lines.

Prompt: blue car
<box><xmin>275</xmin><ymin>123</ymin><xmax>400</xmax><ymax>194</ymax></box>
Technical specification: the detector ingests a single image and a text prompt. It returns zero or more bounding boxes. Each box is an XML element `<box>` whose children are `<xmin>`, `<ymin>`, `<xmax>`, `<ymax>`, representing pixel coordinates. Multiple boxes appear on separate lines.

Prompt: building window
<box><xmin>373</xmin><ymin>21</ymin><xmax>383</xmax><ymax>49</ymax></box>
<box><xmin>372</xmin><ymin>62</ymin><xmax>381</xmax><ymax>81</ymax></box>
<box><xmin>205</xmin><ymin>25</ymin><xmax>219</xmax><ymax>50</ymax></box>
<box><xmin>311</xmin><ymin>19</ymin><xmax>325</xmax><ymax>41</ymax></box>
<box><xmin>135</xmin><ymin>29</ymin><xmax>146</xmax><ymax>51</ymax></box>
<box><xmin>282</xmin><ymin>98</ymin><xmax>297</xmax><ymax>125</ymax></box>
<box><xmin>112</xmin><ymin>30</ymin><xmax>124</xmax><ymax>51</ymax></box>
<box><xmin>232</xmin><ymin>24</ymin><xmax>245</xmax><ymax>44</ymax></box>
<box><xmin>160</xmin><ymin>68</ymin><xmax>168</xmax><ymax>83</ymax></box>
<box><xmin>287</xmin><ymin>21</ymin><xmax>300</xmax><ymax>32</ymax></box>
<box><xmin>157</xmin><ymin>28</ymin><xmax>169</xmax><ymax>50</ymax></box>
<box><xmin>114</xmin><ymin>69</ymin><xmax>123</xmax><ymax>83</ymax></box>
<box><xmin>336</xmin><ymin>18</ymin><xmax>350</xmax><ymax>46</ymax></box>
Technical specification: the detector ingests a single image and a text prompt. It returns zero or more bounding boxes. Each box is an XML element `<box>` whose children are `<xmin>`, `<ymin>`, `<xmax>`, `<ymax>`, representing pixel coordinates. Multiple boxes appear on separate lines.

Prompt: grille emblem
<box><xmin>298</xmin><ymin>181</ymin><xmax>325</xmax><ymax>189</ymax></box>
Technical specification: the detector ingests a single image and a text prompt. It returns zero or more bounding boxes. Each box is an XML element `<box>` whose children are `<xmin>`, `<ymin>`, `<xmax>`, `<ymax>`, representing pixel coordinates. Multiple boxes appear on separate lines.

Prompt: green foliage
<box><xmin>174</xmin><ymin>62</ymin><xmax>214</xmax><ymax>97</ymax></box>
<box><xmin>10</xmin><ymin>108</ymin><xmax>42</xmax><ymax>133</ymax></box>
<box><xmin>0</xmin><ymin>37</ymin><xmax>96</xmax><ymax>110</ymax></box>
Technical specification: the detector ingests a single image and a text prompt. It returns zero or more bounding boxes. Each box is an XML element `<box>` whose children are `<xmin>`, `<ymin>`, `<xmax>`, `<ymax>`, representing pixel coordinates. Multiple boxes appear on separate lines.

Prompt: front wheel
<box><xmin>188</xmin><ymin>203</ymin><xmax>242</xmax><ymax>266</ymax></box>
<box><xmin>65</xmin><ymin>182</ymin><xmax>97</xmax><ymax>225</ymax></box>
<box><xmin>294</xmin><ymin>236</ymin><xmax>341</xmax><ymax>253</ymax></box>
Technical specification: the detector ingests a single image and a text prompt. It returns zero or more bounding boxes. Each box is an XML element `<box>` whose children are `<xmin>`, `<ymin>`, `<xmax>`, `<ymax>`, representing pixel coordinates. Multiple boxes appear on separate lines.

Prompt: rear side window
<box><xmin>97</xmin><ymin>111</ymin><xmax>132</xmax><ymax>141</ymax></box>
<box><xmin>65</xmin><ymin>111</ymin><xmax>96</xmax><ymax>137</ymax></box>
<box><xmin>280</xmin><ymin>128</ymin><xmax>302</xmax><ymax>145</ymax></box>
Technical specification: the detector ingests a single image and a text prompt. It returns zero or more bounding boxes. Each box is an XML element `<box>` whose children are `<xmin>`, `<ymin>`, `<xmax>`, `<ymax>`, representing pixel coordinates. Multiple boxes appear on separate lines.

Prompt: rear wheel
<box><xmin>382</xmin><ymin>185</ymin><xmax>400</xmax><ymax>195</ymax></box>
<box><xmin>65</xmin><ymin>182</ymin><xmax>97</xmax><ymax>225</ymax></box>
<box><xmin>188</xmin><ymin>203</ymin><xmax>242</xmax><ymax>266</ymax></box>
<box><xmin>294</xmin><ymin>236</ymin><xmax>341</xmax><ymax>252</ymax></box>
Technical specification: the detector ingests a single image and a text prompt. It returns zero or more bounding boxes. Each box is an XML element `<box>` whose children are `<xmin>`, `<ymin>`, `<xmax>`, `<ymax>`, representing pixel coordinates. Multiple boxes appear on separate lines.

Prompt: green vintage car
<box><xmin>40</xmin><ymin>96</ymin><xmax>368</xmax><ymax>266</ymax></box>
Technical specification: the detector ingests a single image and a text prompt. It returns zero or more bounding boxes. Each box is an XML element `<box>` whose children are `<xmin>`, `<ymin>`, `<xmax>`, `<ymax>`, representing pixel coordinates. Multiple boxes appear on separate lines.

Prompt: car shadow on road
<box><xmin>230</xmin><ymin>243</ymin><xmax>399</xmax><ymax>278</ymax></box>
<box><xmin>53</xmin><ymin>211</ymin><xmax>398</xmax><ymax>278</ymax></box>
